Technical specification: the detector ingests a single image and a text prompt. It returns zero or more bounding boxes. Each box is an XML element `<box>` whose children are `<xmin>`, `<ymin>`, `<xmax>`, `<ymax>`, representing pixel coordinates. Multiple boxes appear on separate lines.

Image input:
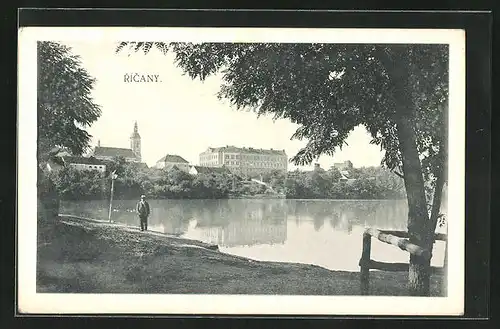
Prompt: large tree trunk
<box><xmin>382</xmin><ymin>46</ymin><xmax>436</xmax><ymax>296</ymax></box>
<box><xmin>389</xmin><ymin>47</ymin><xmax>434</xmax><ymax>296</ymax></box>
<box><xmin>396</xmin><ymin>117</ymin><xmax>433</xmax><ymax>296</ymax></box>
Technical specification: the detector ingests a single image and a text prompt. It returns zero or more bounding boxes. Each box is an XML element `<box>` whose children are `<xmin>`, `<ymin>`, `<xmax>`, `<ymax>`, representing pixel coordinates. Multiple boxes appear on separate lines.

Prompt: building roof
<box><xmin>334</xmin><ymin>160</ymin><xmax>353</xmax><ymax>167</ymax></box>
<box><xmin>49</xmin><ymin>146</ymin><xmax>72</xmax><ymax>157</ymax></box>
<box><xmin>191</xmin><ymin>166</ymin><xmax>230</xmax><ymax>174</ymax></box>
<box><xmin>205</xmin><ymin>146</ymin><xmax>287</xmax><ymax>155</ymax></box>
<box><xmin>61</xmin><ymin>156</ymin><xmax>106</xmax><ymax>165</ymax></box>
<box><xmin>157</xmin><ymin>154</ymin><xmax>189</xmax><ymax>164</ymax></box>
<box><xmin>93</xmin><ymin>146</ymin><xmax>139</xmax><ymax>159</ymax></box>
<box><xmin>340</xmin><ymin>170</ymin><xmax>350</xmax><ymax>178</ymax></box>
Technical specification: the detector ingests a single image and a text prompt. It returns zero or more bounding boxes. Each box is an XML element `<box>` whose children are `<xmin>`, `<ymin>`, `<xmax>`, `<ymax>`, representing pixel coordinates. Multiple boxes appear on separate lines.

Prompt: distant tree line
<box><xmin>49</xmin><ymin>156</ymin><xmax>271</xmax><ymax>200</ymax></box>
<box><xmin>262</xmin><ymin>166</ymin><xmax>406</xmax><ymax>200</ymax></box>
<box><xmin>49</xmin><ymin>156</ymin><xmax>405</xmax><ymax>200</ymax></box>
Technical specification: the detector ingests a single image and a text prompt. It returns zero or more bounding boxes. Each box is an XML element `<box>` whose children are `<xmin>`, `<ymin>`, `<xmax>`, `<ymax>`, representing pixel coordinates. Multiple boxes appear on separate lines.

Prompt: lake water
<box><xmin>60</xmin><ymin>199</ymin><xmax>447</xmax><ymax>272</ymax></box>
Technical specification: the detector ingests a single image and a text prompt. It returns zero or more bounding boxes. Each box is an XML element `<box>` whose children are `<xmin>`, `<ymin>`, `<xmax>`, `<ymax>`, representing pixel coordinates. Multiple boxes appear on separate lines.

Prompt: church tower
<box><xmin>130</xmin><ymin>121</ymin><xmax>142</xmax><ymax>161</ymax></box>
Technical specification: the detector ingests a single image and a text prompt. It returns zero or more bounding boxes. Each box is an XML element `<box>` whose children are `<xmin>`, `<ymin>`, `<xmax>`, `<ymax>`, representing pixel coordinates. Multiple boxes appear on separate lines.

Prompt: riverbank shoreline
<box><xmin>37</xmin><ymin>215</ymin><xmax>444</xmax><ymax>295</ymax></box>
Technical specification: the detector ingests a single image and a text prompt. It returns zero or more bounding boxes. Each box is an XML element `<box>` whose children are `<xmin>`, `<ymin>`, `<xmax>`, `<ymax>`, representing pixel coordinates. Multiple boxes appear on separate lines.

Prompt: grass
<box><xmin>37</xmin><ymin>215</ymin><xmax>445</xmax><ymax>295</ymax></box>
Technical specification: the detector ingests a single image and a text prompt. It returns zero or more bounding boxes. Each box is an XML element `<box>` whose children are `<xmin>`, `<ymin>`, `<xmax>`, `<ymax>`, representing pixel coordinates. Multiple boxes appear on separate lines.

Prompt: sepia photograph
<box><xmin>17</xmin><ymin>27</ymin><xmax>465</xmax><ymax>315</ymax></box>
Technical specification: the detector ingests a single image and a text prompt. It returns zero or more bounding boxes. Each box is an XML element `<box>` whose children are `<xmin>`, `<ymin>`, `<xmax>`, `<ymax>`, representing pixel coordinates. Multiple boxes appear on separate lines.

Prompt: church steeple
<box><xmin>130</xmin><ymin>121</ymin><xmax>141</xmax><ymax>161</ymax></box>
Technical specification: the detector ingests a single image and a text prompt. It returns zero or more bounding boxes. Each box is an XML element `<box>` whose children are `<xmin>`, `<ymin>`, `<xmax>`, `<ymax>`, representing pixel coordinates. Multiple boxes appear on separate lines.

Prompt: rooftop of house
<box><xmin>191</xmin><ymin>165</ymin><xmax>230</xmax><ymax>174</ymax></box>
<box><xmin>157</xmin><ymin>154</ymin><xmax>189</xmax><ymax>164</ymax></box>
<box><xmin>49</xmin><ymin>146</ymin><xmax>73</xmax><ymax>157</ymax></box>
<box><xmin>204</xmin><ymin>145</ymin><xmax>287</xmax><ymax>155</ymax></box>
<box><xmin>333</xmin><ymin>160</ymin><xmax>353</xmax><ymax>167</ymax></box>
<box><xmin>93</xmin><ymin>146</ymin><xmax>139</xmax><ymax>159</ymax></box>
<box><xmin>61</xmin><ymin>156</ymin><xmax>106</xmax><ymax>166</ymax></box>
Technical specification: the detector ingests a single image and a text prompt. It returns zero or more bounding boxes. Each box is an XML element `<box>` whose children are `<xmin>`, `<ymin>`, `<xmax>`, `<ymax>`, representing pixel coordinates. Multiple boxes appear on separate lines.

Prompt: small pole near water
<box><xmin>108</xmin><ymin>170</ymin><xmax>118</xmax><ymax>223</ymax></box>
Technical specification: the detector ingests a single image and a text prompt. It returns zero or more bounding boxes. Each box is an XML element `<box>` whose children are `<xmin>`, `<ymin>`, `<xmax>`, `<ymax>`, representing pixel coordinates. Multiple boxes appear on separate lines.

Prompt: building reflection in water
<box><xmin>193</xmin><ymin>199</ymin><xmax>288</xmax><ymax>247</ymax></box>
<box><xmin>60</xmin><ymin>198</ymin><xmax>433</xmax><ymax>248</ymax></box>
<box><xmin>147</xmin><ymin>201</ymin><xmax>193</xmax><ymax>235</ymax></box>
<box><xmin>59</xmin><ymin>198</ymin><xmax>448</xmax><ymax>272</ymax></box>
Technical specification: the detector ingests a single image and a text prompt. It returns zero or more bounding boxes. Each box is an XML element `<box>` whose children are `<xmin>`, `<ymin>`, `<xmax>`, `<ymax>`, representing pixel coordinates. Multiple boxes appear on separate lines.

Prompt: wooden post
<box><xmin>359</xmin><ymin>227</ymin><xmax>447</xmax><ymax>296</ymax></box>
<box><xmin>108</xmin><ymin>178</ymin><xmax>115</xmax><ymax>223</ymax></box>
<box><xmin>108</xmin><ymin>171</ymin><xmax>117</xmax><ymax>223</ymax></box>
<box><xmin>360</xmin><ymin>232</ymin><xmax>372</xmax><ymax>295</ymax></box>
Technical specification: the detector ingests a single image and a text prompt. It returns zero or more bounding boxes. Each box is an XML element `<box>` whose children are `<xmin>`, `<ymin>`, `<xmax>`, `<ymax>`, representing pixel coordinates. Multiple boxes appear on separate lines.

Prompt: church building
<box><xmin>92</xmin><ymin>121</ymin><xmax>142</xmax><ymax>163</ymax></box>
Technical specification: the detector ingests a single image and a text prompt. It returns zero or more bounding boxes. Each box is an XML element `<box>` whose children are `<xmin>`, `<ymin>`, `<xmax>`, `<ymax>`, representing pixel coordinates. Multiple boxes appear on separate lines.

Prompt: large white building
<box><xmin>199</xmin><ymin>146</ymin><xmax>288</xmax><ymax>177</ymax></box>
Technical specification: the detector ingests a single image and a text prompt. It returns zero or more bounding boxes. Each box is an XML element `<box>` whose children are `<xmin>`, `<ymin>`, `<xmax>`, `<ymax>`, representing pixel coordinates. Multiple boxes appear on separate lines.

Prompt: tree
<box><xmin>116</xmin><ymin>42</ymin><xmax>448</xmax><ymax>295</ymax></box>
<box><xmin>38</xmin><ymin>41</ymin><xmax>101</xmax><ymax>160</ymax></box>
<box><xmin>37</xmin><ymin>41</ymin><xmax>101</xmax><ymax>221</ymax></box>
<box><xmin>51</xmin><ymin>166</ymin><xmax>105</xmax><ymax>200</ymax></box>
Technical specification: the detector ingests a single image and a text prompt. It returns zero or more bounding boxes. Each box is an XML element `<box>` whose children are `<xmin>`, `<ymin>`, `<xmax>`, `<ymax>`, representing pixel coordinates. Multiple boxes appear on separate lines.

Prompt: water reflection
<box><xmin>60</xmin><ymin>199</ymin><xmax>411</xmax><ymax>246</ymax></box>
<box><xmin>59</xmin><ymin>198</ymin><xmax>447</xmax><ymax>271</ymax></box>
<box><xmin>194</xmin><ymin>200</ymin><xmax>288</xmax><ymax>247</ymax></box>
<box><xmin>288</xmin><ymin>200</ymin><xmax>409</xmax><ymax>233</ymax></box>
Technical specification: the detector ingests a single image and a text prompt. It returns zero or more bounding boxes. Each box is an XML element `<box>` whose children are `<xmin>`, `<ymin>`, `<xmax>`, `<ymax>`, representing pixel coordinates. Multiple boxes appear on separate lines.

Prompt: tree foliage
<box><xmin>51</xmin><ymin>158</ymin><xmax>405</xmax><ymax>201</ymax></box>
<box><xmin>38</xmin><ymin>41</ymin><xmax>101</xmax><ymax>159</ymax></box>
<box><xmin>116</xmin><ymin>42</ymin><xmax>446</xmax><ymax>180</ymax></box>
<box><xmin>37</xmin><ymin>41</ymin><xmax>102</xmax><ymax>223</ymax></box>
<box><xmin>50</xmin><ymin>158</ymin><xmax>249</xmax><ymax>200</ymax></box>
<box><xmin>116</xmin><ymin>41</ymin><xmax>449</xmax><ymax>296</ymax></box>
<box><xmin>49</xmin><ymin>166</ymin><xmax>105</xmax><ymax>200</ymax></box>
<box><xmin>280</xmin><ymin>167</ymin><xmax>405</xmax><ymax>200</ymax></box>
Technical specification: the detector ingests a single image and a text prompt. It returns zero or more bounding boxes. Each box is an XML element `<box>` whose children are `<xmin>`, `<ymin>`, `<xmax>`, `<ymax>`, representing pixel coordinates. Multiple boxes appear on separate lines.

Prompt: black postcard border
<box><xmin>6</xmin><ymin>7</ymin><xmax>493</xmax><ymax>327</ymax></box>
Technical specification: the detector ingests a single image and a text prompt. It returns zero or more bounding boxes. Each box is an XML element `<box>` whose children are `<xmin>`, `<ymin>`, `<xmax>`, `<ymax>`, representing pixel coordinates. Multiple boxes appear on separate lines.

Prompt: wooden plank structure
<box><xmin>359</xmin><ymin>228</ymin><xmax>447</xmax><ymax>295</ymax></box>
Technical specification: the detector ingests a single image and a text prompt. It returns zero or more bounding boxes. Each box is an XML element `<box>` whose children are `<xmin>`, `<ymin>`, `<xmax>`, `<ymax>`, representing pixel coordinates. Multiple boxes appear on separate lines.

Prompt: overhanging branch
<box><xmin>392</xmin><ymin>170</ymin><xmax>404</xmax><ymax>179</ymax></box>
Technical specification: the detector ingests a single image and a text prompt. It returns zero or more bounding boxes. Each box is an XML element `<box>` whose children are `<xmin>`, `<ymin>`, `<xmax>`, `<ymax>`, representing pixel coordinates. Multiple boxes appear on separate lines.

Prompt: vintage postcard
<box><xmin>17</xmin><ymin>26</ymin><xmax>465</xmax><ymax>315</ymax></box>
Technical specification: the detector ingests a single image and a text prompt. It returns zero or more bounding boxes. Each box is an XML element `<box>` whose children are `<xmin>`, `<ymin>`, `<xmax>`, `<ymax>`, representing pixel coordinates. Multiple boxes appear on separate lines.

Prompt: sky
<box><xmin>61</xmin><ymin>40</ymin><xmax>385</xmax><ymax>170</ymax></box>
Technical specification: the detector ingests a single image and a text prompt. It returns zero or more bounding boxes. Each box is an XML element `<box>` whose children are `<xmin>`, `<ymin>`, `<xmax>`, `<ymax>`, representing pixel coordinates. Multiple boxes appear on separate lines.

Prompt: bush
<box><xmin>49</xmin><ymin>157</ymin><xmax>406</xmax><ymax>200</ymax></box>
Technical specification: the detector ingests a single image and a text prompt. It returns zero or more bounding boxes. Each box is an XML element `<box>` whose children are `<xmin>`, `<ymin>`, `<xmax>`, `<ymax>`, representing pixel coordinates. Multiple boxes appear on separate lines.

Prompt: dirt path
<box><xmin>36</xmin><ymin>215</ymin><xmax>444</xmax><ymax>295</ymax></box>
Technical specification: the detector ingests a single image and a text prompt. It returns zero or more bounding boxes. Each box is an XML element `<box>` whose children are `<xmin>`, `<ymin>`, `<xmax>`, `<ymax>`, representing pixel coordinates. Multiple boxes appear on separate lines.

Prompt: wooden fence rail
<box><xmin>359</xmin><ymin>228</ymin><xmax>447</xmax><ymax>295</ymax></box>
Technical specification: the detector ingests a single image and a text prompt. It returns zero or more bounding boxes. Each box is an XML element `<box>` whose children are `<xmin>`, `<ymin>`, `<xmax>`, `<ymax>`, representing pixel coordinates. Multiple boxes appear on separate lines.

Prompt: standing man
<box><xmin>136</xmin><ymin>194</ymin><xmax>150</xmax><ymax>231</ymax></box>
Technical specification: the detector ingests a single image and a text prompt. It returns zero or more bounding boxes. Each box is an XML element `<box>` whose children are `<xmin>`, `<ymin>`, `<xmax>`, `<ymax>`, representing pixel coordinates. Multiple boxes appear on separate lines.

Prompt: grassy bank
<box><xmin>37</xmin><ymin>215</ymin><xmax>444</xmax><ymax>295</ymax></box>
